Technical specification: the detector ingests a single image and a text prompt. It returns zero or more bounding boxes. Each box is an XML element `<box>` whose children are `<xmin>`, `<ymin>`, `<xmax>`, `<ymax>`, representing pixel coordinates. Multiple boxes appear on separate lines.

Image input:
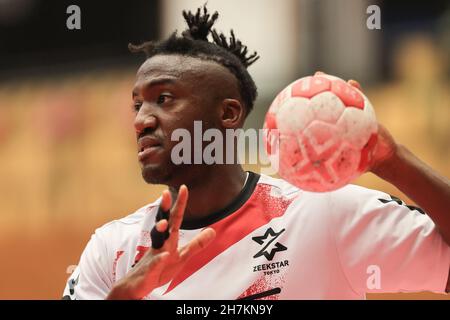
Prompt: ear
<box><xmin>220</xmin><ymin>98</ymin><xmax>245</xmax><ymax>129</ymax></box>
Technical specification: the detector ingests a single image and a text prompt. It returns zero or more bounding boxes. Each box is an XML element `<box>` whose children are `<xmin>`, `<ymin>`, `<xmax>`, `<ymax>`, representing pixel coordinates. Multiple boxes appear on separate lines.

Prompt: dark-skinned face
<box><xmin>132</xmin><ymin>54</ymin><xmax>243</xmax><ymax>186</ymax></box>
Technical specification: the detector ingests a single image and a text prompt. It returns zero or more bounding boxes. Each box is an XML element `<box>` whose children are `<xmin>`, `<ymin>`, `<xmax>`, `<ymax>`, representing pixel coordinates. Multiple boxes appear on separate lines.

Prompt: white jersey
<box><xmin>63</xmin><ymin>172</ymin><xmax>450</xmax><ymax>299</ymax></box>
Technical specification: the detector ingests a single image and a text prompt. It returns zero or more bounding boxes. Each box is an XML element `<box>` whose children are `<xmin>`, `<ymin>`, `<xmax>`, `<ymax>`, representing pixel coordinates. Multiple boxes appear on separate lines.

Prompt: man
<box><xmin>63</xmin><ymin>7</ymin><xmax>450</xmax><ymax>300</ymax></box>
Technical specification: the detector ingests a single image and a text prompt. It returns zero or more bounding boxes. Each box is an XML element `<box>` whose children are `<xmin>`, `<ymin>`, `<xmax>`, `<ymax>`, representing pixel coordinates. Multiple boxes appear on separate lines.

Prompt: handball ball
<box><xmin>263</xmin><ymin>74</ymin><xmax>378</xmax><ymax>192</ymax></box>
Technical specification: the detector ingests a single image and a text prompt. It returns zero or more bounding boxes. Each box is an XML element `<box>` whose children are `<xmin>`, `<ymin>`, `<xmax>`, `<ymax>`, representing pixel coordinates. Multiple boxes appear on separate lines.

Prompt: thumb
<box><xmin>347</xmin><ymin>79</ymin><xmax>362</xmax><ymax>90</ymax></box>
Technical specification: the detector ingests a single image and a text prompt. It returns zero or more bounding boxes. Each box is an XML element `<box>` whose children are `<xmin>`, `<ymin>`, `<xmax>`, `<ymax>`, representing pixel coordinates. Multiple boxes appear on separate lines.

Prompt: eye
<box><xmin>157</xmin><ymin>93</ymin><xmax>173</xmax><ymax>105</ymax></box>
<box><xmin>133</xmin><ymin>101</ymin><xmax>143</xmax><ymax>112</ymax></box>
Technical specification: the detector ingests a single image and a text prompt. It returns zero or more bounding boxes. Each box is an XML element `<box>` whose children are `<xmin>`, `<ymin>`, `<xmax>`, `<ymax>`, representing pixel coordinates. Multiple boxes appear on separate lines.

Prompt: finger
<box><xmin>179</xmin><ymin>228</ymin><xmax>216</xmax><ymax>262</ymax></box>
<box><xmin>151</xmin><ymin>219</ymin><xmax>169</xmax><ymax>250</ymax></box>
<box><xmin>155</xmin><ymin>219</ymin><xmax>168</xmax><ymax>232</ymax></box>
<box><xmin>347</xmin><ymin>79</ymin><xmax>362</xmax><ymax>90</ymax></box>
<box><xmin>160</xmin><ymin>190</ymin><xmax>172</xmax><ymax>212</ymax></box>
<box><xmin>156</xmin><ymin>206</ymin><xmax>170</xmax><ymax>223</ymax></box>
<box><xmin>151</xmin><ymin>226</ymin><xmax>166</xmax><ymax>250</ymax></box>
<box><xmin>314</xmin><ymin>71</ymin><xmax>326</xmax><ymax>76</ymax></box>
<box><xmin>169</xmin><ymin>185</ymin><xmax>189</xmax><ymax>232</ymax></box>
<box><xmin>154</xmin><ymin>191</ymin><xmax>171</xmax><ymax>243</ymax></box>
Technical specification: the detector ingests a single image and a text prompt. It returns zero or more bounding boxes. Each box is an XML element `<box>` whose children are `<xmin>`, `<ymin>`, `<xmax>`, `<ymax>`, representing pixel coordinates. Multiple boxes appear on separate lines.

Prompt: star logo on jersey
<box><xmin>252</xmin><ymin>227</ymin><xmax>287</xmax><ymax>261</ymax></box>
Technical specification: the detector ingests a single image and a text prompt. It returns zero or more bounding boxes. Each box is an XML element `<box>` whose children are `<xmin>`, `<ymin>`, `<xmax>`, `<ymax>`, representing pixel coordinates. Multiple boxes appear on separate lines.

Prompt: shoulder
<box><xmin>257</xmin><ymin>173</ymin><xmax>301</xmax><ymax>198</ymax></box>
<box><xmin>326</xmin><ymin>183</ymin><xmax>390</xmax><ymax>210</ymax></box>
<box><xmin>91</xmin><ymin>199</ymin><xmax>161</xmax><ymax>246</ymax></box>
<box><xmin>258</xmin><ymin>174</ymin><xmax>398</xmax><ymax>227</ymax></box>
<box><xmin>258</xmin><ymin>173</ymin><xmax>389</xmax><ymax>209</ymax></box>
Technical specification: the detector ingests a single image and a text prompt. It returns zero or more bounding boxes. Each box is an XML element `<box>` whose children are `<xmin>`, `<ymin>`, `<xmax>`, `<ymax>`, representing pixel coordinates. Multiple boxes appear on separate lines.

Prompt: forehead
<box><xmin>133</xmin><ymin>54</ymin><xmax>241</xmax><ymax>100</ymax></box>
<box><xmin>137</xmin><ymin>55</ymin><xmax>219</xmax><ymax>81</ymax></box>
<box><xmin>134</xmin><ymin>54</ymin><xmax>237</xmax><ymax>88</ymax></box>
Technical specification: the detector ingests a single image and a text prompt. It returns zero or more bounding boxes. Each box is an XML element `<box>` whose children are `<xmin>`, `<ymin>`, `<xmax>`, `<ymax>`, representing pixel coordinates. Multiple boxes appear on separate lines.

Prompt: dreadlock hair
<box><xmin>129</xmin><ymin>5</ymin><xmax>259</xmax><ymax>116</ymax></box>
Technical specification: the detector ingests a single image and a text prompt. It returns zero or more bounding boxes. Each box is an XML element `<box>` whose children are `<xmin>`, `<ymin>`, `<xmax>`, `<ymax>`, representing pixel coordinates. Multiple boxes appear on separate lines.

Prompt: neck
<box><xmin>169</xmin><ymin>165</ymin><xmax>246</xmax><ymax>222</ymax></box>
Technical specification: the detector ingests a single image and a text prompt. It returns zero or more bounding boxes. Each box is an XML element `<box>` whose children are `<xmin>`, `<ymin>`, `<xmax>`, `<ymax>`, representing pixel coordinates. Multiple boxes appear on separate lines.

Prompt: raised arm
<box><xmin>369</xmin><ymin>124</ymin><xmax>450</xmax><ymax>247</ymax></box>
<box><xmin>367</xmin><ymin>126</ymin><xmax>450</xmax><ymax>293</ymax></box>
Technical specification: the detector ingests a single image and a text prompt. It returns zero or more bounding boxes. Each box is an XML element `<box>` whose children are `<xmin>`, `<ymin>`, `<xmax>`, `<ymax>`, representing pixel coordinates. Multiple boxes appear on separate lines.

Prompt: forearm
<box><xmin>373</xmin><ymin>144</ymin><xmax>450</xmax><ymax>246</ymax></box>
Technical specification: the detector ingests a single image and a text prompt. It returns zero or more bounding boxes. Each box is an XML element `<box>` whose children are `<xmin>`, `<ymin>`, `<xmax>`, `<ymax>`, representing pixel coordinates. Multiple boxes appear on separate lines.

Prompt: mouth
<box><xmin>137</xmin><ymin>136</ymin><xmax>163</xmax><ymax>162</ymax></box>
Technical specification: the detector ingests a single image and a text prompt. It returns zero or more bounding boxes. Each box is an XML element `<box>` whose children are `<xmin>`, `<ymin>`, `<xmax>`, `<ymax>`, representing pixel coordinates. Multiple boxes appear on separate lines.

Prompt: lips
<box><xmin>137</xmin><ymin>136</ymin><xmax>162</xmax><ymax>162</ymax></box>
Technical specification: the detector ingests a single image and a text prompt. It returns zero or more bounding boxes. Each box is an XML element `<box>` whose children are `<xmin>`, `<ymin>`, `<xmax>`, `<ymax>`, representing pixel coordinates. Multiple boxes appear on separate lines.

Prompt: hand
<box><xmin>314</xmin><ymin>71</ymin><xmax>399</xmax><ymax>176</ymax></box>
<box><xmin>106</xmin><ymin>185</ymin><xmax>216</xmax><ymax>300</ymax></box>
<box><xmin>345</xmin><ymin>78</ymin><xmax>399</xmax><ymax>175</ymax></box>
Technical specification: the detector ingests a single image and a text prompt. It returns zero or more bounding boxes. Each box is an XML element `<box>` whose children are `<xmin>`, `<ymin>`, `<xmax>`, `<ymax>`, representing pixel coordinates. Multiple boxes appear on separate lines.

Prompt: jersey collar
<box><xmin>180</xmin><ymin>171</ymin><xmax>260</xmax><ymax>230</ymax></box>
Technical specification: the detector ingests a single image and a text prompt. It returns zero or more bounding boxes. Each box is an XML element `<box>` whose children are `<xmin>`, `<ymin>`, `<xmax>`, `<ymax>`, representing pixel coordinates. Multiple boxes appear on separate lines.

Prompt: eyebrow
<box><xmin>132</xmin><ymin>76</ymin><xmax>179</xmax><ymax>98</ymax></box>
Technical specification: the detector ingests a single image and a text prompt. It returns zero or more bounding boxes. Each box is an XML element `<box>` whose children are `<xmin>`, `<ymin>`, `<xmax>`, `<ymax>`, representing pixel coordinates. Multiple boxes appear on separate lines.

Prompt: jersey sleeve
<box><xmin>329</xmin><ymin>186</ymin><xmax>450</xmax><ymax>295</ymax></box>
<box><xmin>62</xmin><ymin>230</ymin><xmax>113</xmax><ymax>300</ymax></box>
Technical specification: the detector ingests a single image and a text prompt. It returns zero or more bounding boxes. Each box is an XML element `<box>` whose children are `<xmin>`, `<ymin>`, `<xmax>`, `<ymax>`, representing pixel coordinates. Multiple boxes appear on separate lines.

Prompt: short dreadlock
<box><xmin>129</xmin><ymin>5</ymin><xmax>259</xmax><ymax>115</ymax></box>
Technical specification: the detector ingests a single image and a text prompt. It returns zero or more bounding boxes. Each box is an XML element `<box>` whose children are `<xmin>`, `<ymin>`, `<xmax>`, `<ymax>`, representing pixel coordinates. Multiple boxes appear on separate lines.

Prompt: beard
<box><xmin>141</xmin><ymin>162</ymin><xmax>173</xmax><ymax>185</ymax></box>
<box><xmin>141</xmin><ymin>160</ymin><xmax>203</xmax><ymax>188</ymax></box>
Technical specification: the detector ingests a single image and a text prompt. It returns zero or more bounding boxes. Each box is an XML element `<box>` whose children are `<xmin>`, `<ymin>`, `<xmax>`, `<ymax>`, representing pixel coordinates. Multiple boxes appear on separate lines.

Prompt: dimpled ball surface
<box><xmin>264</xmin><ymin>74</ymin><xmax>378</xmax><ymax>192</ymax></box>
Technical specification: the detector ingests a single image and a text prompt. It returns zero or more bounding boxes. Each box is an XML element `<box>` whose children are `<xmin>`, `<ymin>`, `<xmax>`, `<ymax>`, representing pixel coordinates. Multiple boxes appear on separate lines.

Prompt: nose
<box><xmin>134</xmin><ymin>104</ymin><xmax>158</xmax><ymax>136</ymax></box>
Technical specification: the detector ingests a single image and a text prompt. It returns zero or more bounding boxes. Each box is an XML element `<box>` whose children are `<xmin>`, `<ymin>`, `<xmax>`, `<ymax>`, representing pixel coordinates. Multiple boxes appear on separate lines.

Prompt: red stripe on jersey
<box><xmin>164</xmin><ymin>183</ymin><xmax>295</xmax><ymax>294</ymax></box>
<box><xmin>237</xmin><ymin>275</ymin><xmax>282</xmax><ymax>300</ymax></box>
<box><xmin>133</xmin><ymin>245</ymin><xmax>150</xmax><ymax>266</ymax></box>
<box><xmin>112</xmin><ymin>250</ymin><xmax>124</xmax><ymax>283</ymax></box>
